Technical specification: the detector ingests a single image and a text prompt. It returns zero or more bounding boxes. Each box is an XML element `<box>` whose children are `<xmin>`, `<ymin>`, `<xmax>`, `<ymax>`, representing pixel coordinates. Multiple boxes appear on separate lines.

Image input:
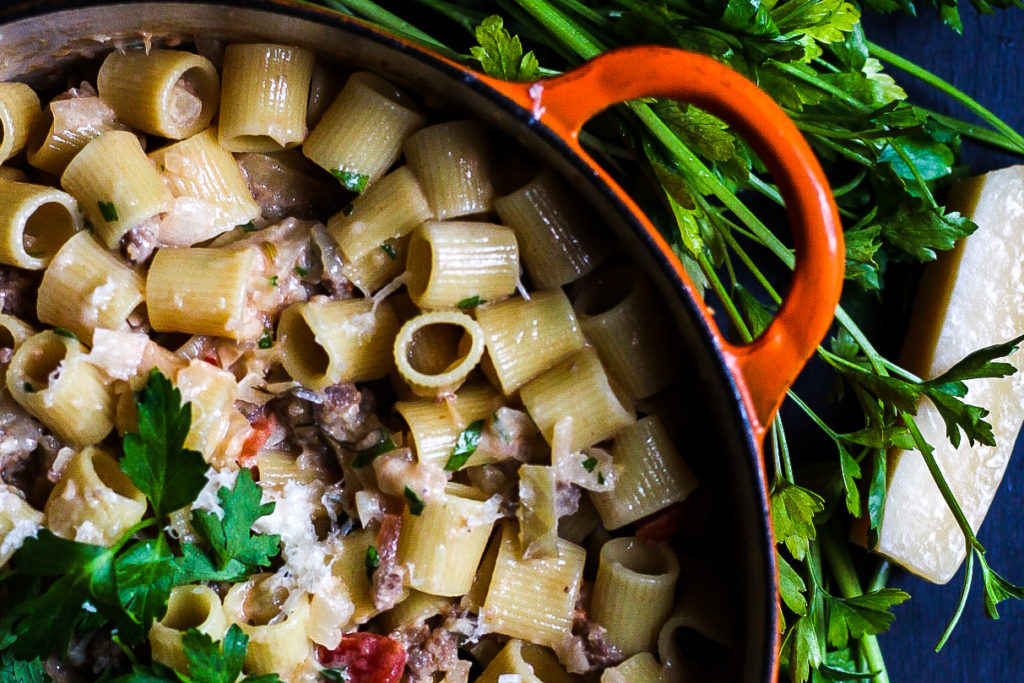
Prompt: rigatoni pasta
<box><xmin>303</xmin><ymin>71</ymin><xmax>426</xmax><ymax>190</ymax></box>
<box><xmin>0</xmin><ymin>178</ymin><xmax>82</xmax><ymax>269</ymax></box>
<box><xmin>218</xmin><ymin>43</ymin><xmax>314</xmax><ymax>152</ymax></box>
<box><xmin>61</xmin><ymin>130</ymin><xmax>175</xmax><ymax>249</ymax></box>
<box><xmin>0</xmin><ymin>82</ymin><xmax>40</xmax><ymax>163</ymax></box>
<box><xmin>97</xmin><ymin>48</ymin><xmax>220</xmax><ymax>139</ymax></box>
<box><xmin>0</xmin><ymin>40</ymin><xmax>710</xmax><ymax>683</ymax></box>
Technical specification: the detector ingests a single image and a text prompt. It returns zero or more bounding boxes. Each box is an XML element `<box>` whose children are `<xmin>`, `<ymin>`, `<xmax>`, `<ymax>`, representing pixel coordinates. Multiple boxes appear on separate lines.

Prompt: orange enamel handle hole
<box><xmin>485</xmin><ymin>47</ymin><xmax>844</xmax><ymax>436</ymax></box>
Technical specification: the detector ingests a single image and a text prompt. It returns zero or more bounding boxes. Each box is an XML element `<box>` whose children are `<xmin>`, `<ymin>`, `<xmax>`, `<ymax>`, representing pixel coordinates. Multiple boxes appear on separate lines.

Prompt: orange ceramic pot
<box><xmin>0</xmin><ymin>2</ymin><xmax>843</xmax><ymax>679</ymax></box>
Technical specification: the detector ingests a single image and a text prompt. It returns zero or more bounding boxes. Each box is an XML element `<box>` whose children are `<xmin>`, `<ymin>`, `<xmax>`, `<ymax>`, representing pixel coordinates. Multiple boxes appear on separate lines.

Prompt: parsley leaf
<box><xmin>365</xmin><ymin>545</ymin><xmax>380</xmax><ymax>581</ymax></box>
<box><xmin>581</xmin><ymin>455</ymin><xmax>598</xmax><ymax>473</ymax></box>
<box><xmin>457</xmin><ymin>295</ymin><xmax>484</xmax><ymax>309</ymax></box>
<box><xmin>330</xmin><ymin>169</ymin><xmax>369</xmax><ymax>193</ymax></box>
<box><xmin>778</xmin><ymin>552</ymin><xmax>808</xmax><ymax>617</ymax></box>
<box><xmin>258</xmin><ymin>329</ymin><xmax>273</xmax><ymax>349</ymax></box>
<box><xmin>978</xmin><ymin>553</ymin><xmax>1024</xmax><ymax>620</ymax></box>
<box><xmin>444</xmin><ymin>419</ymin><xmax>485</xmax><ymax>471</ymax></box>
<box><xmin>184</xmin><ymin>468</ymin><xmax>280</xmax><ymax>578</ymax></box>
<box><xmin>771</xmin><ymin>481</ymin><xmax>825</xmax><ymax>562</ymax></box>
<box><xmin>320</xmin><ymin>668</ymin><xmax>350</xmax><ymax>682</ymax></box>
<box><xmin>470</xmin><ymin>15</ymin><xmax>540</xmax><ymax>81</ymax></box>
<box><xmin>404</xmin><ymin>486</ymin><xmax>426</xmax><ymax>516</ymax></box>
<box><xmin>97</xmin><ymin>200</ymin><xmax>119</xmax><ymax>222</ymax></box>
<box><xmin>0</xmin><ymin>652</ymin><xmax>50</xmax><ymax>683</ymax></box>
<box><xmin>121</xmin><ymin>369</ymin><xmax>206</xmax><ymax>519</ymax></box>
<box><xmin>112</xmin><ymin>536</ymin><xmax>175</xmax><ymax>642</ymax></box>
<box><xmin>380</xmin><ymin>242</ymin><xmax>397</xmax><ymax>260</ymax></box>
<box><xmin>825</xmin><ymin>588</ymin><xmax>909</xmax><ymax>648</ymax></box>
<box><xmin>352</xmin><ymin>430</ymin><xmax>395</xmax><ymax>468</ymax></box>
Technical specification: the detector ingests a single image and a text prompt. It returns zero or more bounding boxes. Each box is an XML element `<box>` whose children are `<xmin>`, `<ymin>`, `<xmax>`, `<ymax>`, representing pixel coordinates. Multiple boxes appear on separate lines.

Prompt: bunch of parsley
<box><xmin>299</xmin><ymin>0</ymin><xmax>1024</xmax><ymax>680</ymax></box>
<box><xmin>0</xmin><ymin>370</ymin><xmax>284</xmax><ymax>682</ymax></box>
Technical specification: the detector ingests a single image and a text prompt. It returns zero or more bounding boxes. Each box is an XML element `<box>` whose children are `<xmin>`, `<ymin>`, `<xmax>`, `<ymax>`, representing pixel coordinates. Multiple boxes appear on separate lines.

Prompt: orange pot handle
<box><xmin>484</xmin><ymin>46</ymin><xmax>844</xmax><ymax>437</ymax></box>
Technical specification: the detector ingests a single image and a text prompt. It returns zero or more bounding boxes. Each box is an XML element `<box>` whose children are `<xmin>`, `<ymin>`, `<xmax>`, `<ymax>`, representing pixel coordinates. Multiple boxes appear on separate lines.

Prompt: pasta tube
<box><xmin>0</xmin><ymin>486</ymin><xmax>43</xmax><ymax>566</ymax></box>
<box><xmin>393</xmin><ymin>311</ymin><xmax>486</xmax><ymax>397</ymax></box>
<box><xmin>520</xmin><ymin>348</ymin><xmax>634</xmax><ymax>452</ymax></box>
<box><xmin>37</xmin><ymin>231</ymin><xmax>144</xmax><ymax>344</ymax></box>
<box><xmin>404</xmin><ymin>120</ymin><xmax>494</xmax><ymax>219</ymax></box>
<box><xmin>7</xmin><ymin>330</ymin><xmax>115</xmax><ymax>447</ymax></box>
<box><xmin>397</xmin><ymin>483</ymin><xmax>498</xmax><ymax>597</ymax></box>
<box><xmin>60</xmin><ymin>130</ymin><xmax>174</xmax><ymax>249</ymax></box>
<box><xmin>573</xmin><ymin>266</ymin><xmax>679</xmax><ymax>399</ymax></box>
<box><xmin>27</xmin><ymin>96</ymin><xmax>125</xmax><ymax>176</ymax></box>
<box><xmin>146</xmin><ymin>246</ymin><xmax>261</xmax><ymax>341</ymax></box>
<box><xmin>476</xmin><ymin>639</ymin><xmax>574</xmax><ymax>683</ymax></box>
<box><xmin>589</xmin><ymin>415</ymin><xmax>698</xmax><ymax>529</ymax></box>
<box><xmin>43</xmin><ymin>446</ymin><xmax>146</xmax><ymax>545</ymax></box>
<box><xmin>149</xmin><ymin>585</ymin><xmax>228</xmax><ymax>674</ymax></box>
<box><xmin>223</xmin><ymin>574</ymin><xmax>312</xmax><ymax>677</ymax></box>
<box><xmin>475</xmin><ymin>288</ymin><xmax>585</xmax><ymax>395</ymax></box>
<box><xmin>480</xmin><ymin>522</ymin><xmax>585</xmax><ymax>649</ymax></box>
<box><xmin>279</xmin><ymin>298</ymin><xmax>400</xmax><ymax>390</ymax></box>
<box><xmin>405</xmin><ymin>221</ymin><xmax>519</xmax><ymax>310</ymax></box>
<box><xmin>0</xmin><ymin>82</ymin><xmax>41</xmax><ymax>163</ymax></box>
<box><xmin>218</xmin><ymin>43</ymin><xmax>314</xmax><ymax>152</ymax></box>
<box><xmin>97</xmin><ymin>48</ymin><xmax>220</xmax><ymax>139</ymax></box>
<box><xmin>590</xmin><ymin>537</ymin><xmax>680</xmax><ymax>655</ymax></box>
<box><xmin>495</xmin><ymin>168</ymin><xmax>609</xmax><ymax>288</ymax></box>
<box><xmin>394</xmin><ymin>383</ymin><xmax>501</xmax><ymax>468</ymax></box>
<box><xmin>303</xmin><ymin>72</ymin><xmax>425</xmax><ymax>189</ymax></box>
<box><xmin>0</xmin><ymin>178</ymin><xmax>82</xmax><ymax>270</ymax></box>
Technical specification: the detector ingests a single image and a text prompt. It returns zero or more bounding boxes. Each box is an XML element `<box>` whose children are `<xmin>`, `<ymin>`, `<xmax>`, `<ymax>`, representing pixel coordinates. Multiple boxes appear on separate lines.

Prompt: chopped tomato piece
<box><xmin>239</xmin><ymin>414</ymin><xmax>275</xmax><ymax>465</ymax></box>
<box><xmin>635</xmin><ymin>502</ymin><xmax>686</xmax><ymax>544</ymax></box>
<box><xmin>202</xmin><ymin>351</ymin><xmax>220</xmax><ymax>367</ymax></box>
<box><xmin>317</xmin><ymin>632</ymin><xmax>406</xmax><ymax>683</ymax></box>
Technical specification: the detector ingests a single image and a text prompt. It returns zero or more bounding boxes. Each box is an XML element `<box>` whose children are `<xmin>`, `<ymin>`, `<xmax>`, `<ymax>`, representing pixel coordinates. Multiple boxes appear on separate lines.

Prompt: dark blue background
<box><xmin>853</xmin><ymin>7</ymin><xmax>1024</xmax><ymax>680</ymax></box>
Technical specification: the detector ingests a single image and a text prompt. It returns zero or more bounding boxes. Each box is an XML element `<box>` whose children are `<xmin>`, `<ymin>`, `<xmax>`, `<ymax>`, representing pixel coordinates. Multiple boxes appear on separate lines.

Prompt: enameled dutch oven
<box><xmin>0</xmin><ymin>2</ymin><xmax>844</xmax><ymax>680</ymax></box>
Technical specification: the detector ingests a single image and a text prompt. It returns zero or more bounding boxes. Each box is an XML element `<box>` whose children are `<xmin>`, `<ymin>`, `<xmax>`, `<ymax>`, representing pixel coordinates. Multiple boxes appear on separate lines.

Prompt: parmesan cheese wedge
<box><xmin>874</xmin><ymin>165</ymin><xmax>1024</xmax><ymax>584</ymax></box>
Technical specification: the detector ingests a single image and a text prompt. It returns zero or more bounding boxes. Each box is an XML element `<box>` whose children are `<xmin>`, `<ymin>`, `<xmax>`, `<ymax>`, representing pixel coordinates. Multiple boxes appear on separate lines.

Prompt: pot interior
<box><xmin>0</xmin><ymin>2</ymin><xmax>777</xmax><ymax>679</ymax></box>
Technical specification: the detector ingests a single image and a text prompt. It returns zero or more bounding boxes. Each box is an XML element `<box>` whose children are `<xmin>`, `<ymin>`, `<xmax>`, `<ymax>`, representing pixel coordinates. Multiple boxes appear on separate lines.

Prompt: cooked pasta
<box><xmin>0</xmin><ymin>40</ymin><xmax>709</xmax><ymax>683</ymax></box>
<box><xmin>0</xmin><ymin>82</ymin><xmax>41</xmax><ymax>163</ymax></box>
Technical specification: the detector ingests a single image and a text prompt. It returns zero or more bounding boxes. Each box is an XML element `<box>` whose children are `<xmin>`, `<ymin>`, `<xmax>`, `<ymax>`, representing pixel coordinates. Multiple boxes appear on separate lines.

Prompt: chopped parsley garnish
<box><xmin>597</xmin><ymin>471</ymin><xmax>606</xmax><ymax>486</ymax></box>
<box><xmin>352</xmin><ymin>431</ymin><xmax>396</xmax><ymax>468</ymax></box>
<box><xmin>239</xmin><ymin>221</ymin><xmax>257</xmax><ymax>233</ymax></box>
<box><xmin>581</xmin><ymin>456</ymin><xmax>598</xmax><ymax>473</ymax></box>
<box><xmin>342</xmin><ymin>203</ymin><xmax>355</xmax><ymax>217</ymax></box>
<box><xmin>457</xmin><ymin>295</ymin><xmax>485</xmax><ymax>309</ymax></box>
<box><xmin>294</xmin><ymin>265</ymin><xmax>309</xmax><ymax>277</ymax></box>
<box><xmin>52</xmin><ymin>327</ymin><xmax>77</xmax><ymax>340</ymax></box>
<box><xmin>321</xmin><ymin>667</ymin><xmax>350</xmax><ymax>682</ymax></box>
<box><xmin>257</xmin><ymin>329</ymin><xmax>273</xmax><ymax>349</ymax></box>
<box><xmin>444</xmin><ymin>419</ymin><xmax>485</xmax><ymax>471</ymax></box>
<box><xmin>119</xmin><ymin>624</ymin><xmax>279</xmax><ymax>683</ymax></box>
<box><xmin>380</xmin><ymin>242</ymin><xmax>397</xmax><ymax>260</ymax></box>
<box><xmin>97</xmin><ymin>200</ymin><xmax>118</xmax><ymax>222</ymax></box>
<box><xmin>330</xmin><ymin>169</ymin><xmax>369</xmax><ymax>193</ymax></box>
<box><xmin>364</xmin><ymin>545</ymin><xmax>380</xmax><ymax>581</ymax></box>
<box><xmin>404</xmin><ymin>487</ymin><xmax>426</xmax><ymax>516</ymax></box>
<box><xmin>269</xmin><ymin>275</ymin><xmax>278</xmax><ymax>287</ymax></box>
<box><xmin>21</xmin><ymin>381</ymin><xmax>33</xmax><ymax>393</ymax></box>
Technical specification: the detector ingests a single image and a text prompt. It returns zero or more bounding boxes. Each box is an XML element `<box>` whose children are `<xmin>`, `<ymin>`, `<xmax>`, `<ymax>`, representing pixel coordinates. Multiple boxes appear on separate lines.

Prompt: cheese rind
<box><xmin>875</xmin><ymin>165</ymin><xmax>1024</xmax><ymax>584</ymax></box>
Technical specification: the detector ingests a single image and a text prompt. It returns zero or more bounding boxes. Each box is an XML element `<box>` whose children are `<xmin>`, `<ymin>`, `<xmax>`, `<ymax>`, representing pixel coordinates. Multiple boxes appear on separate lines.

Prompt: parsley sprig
<box><xmin>0</xmin><ymin>370</ymin><xmax>279</xmax><ymax>673</ymax></box>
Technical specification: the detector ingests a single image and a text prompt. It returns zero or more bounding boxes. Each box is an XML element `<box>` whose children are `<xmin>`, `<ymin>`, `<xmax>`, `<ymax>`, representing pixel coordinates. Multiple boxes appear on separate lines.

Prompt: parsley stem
<box><xmin>868</xmin><ymin>560</ymin><xmax>892</xmax><ymax>593</ymax></box>
<box><xmin>820</xmin><ymin>524</ymin><xmax>891</xmax><ymax>683</ymax></box>
<box><xmin>695</xmin><ymin>249</ymin><xmax>751</xmax><ymax>342</ymax></box>
<box><xmin>935</xmin><ymin>541</ymin><xmax>975</xmax><ymax>651</ymax></box>
<box><xmin>513</xmin><ymin>0</ymin><xmax>604</xmax><ymax>58</ymax></box>
<box><xmin>866</xmin><ymin>41</ymin><xmax>1024</xmax><ymax>155</ymax></box>
<box><xmin>901</xmin><ymin>412</ymin><xmax>983</xmax><ymax>553</ymax></box>
<box><xmin>922</xmin><ymin>109</ymin><xmax>1024</xmax><ymax>155</ymax></box>
<box><xmin>312</xmin><ymin>0</ymin><xmax>462</xmax><ymax>58</ymax></box>
<box><xmin>110</xmin><ymin>517</ymin><xmax>158</xmax><ymax>554</ymax></box>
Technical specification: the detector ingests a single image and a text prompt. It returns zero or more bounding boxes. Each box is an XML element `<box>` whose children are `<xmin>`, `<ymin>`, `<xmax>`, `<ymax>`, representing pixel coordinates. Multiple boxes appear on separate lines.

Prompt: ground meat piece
<box><xmin>120</xmin><ymin>218</ymin><xmax>160</xmax><ymax>264</ymax></box>
<box><xmin>316</xmin><ymin>382</ymin><xmax>378</xmax><ymax>444</ymax></box>
<box><xmin>236</xmin><ymin>150</ymin><xmax>337</xmax><ymax>222</ymax></box>
<box><xmin>555</xmin><ymin>602</ymin><xmax>625</xmax><ymax>673</ymax></box>
<box><xmin>0</xmin><ymin>265</ymin><xmax>38</xmax><ymax>320</ymax></box>
<box><xmin>555</xmin><ymin>480</ymin><xmax>582</xmax><ymax>518</ymax></box>
<box><xmin>371</xmin><ymin>513</ymin><xmax>407</xmax><ymax>612</ymax></box>
<box><xmin>0</xmin><ymin>397</ymin><xmax>59</xmax><ymax>506</ymax></box>
<box><xmin>392</xmin><ymin>622</ymin><xmax>471</xmax><ymax>683</ymax></box>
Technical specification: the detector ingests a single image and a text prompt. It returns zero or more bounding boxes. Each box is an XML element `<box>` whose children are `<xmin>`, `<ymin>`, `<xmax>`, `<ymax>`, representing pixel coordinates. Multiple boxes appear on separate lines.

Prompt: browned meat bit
<box><xmin>555</xmin><ymin>602</ymin><xmax>625</xmax><ymax>673</ymax></box>
<box><xmin>0</xmin><ymin>399</ymin><xmax>59</xmax><ymax>506</ymax></box>
<box><xmin>371</xmin><ymin>513</ymin><xmax>407</xmax><ymax>612</ymax></box>
<box><xmin>120</xmin><ymin>217</ymin><xmax>160</xmax><ymax>265</ymax></box>
<box><xmin>236</xmin><ymin>150</ymin><xmax>338</xmax><ymax>222</ymax></box>
<box><xmin>392</xmin><ymin>620</ymin><xmax>471</xmax><ymax>683</ymax></box>
<box><xmin>0</xmin><ymin>265</ymin><xmax>38</xmax><ymax>320</ymax></box>
<box><xmin>316</xmin><ymin>382</ymin><xmax>379</xmax><ymax>444</ymax></box>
